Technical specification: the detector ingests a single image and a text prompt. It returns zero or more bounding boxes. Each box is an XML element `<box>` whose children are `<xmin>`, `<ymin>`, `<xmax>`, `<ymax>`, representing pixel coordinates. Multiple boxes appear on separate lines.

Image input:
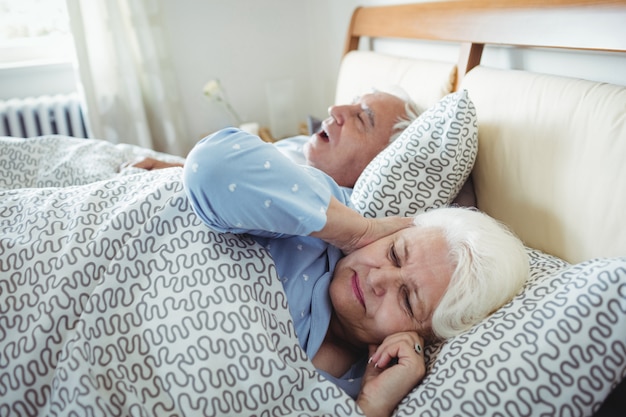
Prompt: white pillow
<box><xmin>351</xmin><ymin>90</ymin><xmax>477</xmax><ymax>218</ymax></box>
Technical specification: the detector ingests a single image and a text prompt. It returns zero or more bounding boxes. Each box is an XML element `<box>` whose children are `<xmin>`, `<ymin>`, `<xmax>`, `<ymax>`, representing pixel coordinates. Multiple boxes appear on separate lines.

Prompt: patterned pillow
<box><xmin>351</xmin><ymin>90</ymin><xmax>477</xmax><ymax>218</ymax></box>
<box><xmin>398</xmin><ymin>251</ymin><xmax>626</xmax><ymax>416</ymax></box>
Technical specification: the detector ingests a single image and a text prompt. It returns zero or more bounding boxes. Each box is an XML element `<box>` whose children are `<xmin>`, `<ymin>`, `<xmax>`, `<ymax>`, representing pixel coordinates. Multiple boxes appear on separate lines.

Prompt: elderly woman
<box><xmin>184</xmin><ymin>128</ymin><xmax>529</xmax><ymax>417</ymax></box>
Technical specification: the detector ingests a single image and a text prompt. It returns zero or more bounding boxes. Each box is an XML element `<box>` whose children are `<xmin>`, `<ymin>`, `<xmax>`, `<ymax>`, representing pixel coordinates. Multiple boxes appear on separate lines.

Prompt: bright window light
<box><xmin>0</xmin><ymin>0</ymin><xmax>74</xmax><ymax>66</ymax></box>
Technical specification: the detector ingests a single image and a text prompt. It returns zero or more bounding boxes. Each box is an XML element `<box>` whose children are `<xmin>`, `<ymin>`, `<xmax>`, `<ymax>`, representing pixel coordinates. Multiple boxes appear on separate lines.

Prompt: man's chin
<box><xmin>302</xmin><ymin>143</ymin><xmax>312</xmax><ymax>165</ymax></box>
<box><xmin>302</xmin><ymin>140</ymin><xmax>322</xmax><ymax>168</ymax></box>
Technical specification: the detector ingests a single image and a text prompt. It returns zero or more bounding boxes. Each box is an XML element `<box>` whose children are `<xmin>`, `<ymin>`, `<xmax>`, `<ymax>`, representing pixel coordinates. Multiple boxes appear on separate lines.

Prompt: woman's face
<box><xmin>328</xmin><ymin>226</ymin><xmax>454</xmax><ymax>346</ymax></box>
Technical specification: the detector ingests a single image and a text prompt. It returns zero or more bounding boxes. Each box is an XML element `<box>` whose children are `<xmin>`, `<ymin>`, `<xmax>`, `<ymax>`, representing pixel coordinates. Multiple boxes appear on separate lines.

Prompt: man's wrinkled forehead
<box><xmin>362</xmin><ymin>85</ymin><xmax>411</xmax><ymax>102</ymax></box>
<box><xmin>350</xmin><ymin>93</ymin><xmax>370</xmax><ymax>105</ymax></box>
<box><xmin>350</xmin><ymin>91</ymin><xmax>391</xmax><ymax>106</ymax></box>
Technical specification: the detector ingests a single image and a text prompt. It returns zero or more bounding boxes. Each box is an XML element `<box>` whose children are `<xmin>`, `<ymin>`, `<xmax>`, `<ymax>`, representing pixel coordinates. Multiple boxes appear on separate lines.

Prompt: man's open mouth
<box><xmin>317</xmin><ymin>128</ymin><xmax>329</xmax><ymax>141</ymax></box>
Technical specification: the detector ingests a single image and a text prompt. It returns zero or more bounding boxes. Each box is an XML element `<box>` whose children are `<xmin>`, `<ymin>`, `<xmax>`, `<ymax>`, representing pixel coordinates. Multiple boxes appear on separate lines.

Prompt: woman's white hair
<box><xmin>412</xmin><ymin>207</ymin><xmax>529</xmax><ymax>341</ymax></box>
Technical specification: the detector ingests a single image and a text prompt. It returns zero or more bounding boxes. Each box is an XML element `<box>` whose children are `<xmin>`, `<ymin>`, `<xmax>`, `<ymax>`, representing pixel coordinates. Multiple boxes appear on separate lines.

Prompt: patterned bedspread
<box><xmin>2</xmin><ymin>135</ymin><xmax>625</xmax><ymax>417</ymax></box>
<box><xmin>0</xmin><ymin>136</ymin><xmax>357</xmax><ymax>416</ymax></box>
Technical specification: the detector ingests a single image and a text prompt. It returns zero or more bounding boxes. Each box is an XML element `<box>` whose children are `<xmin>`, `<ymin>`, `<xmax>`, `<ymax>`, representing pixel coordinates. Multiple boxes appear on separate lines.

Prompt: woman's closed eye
<box><xmin>401</xmin><ymin>285</ymin><xmax>414</xmax><ymax>317</ymax></box>
<box><xmin>390</xmin><ymin>243</ymin><xmax>415</xmax><ymax>317</ymax></box>
<box><xmin>388</xmin><ymin>243</ymin><xmax>400</xmax><ymax>266</ymax></box>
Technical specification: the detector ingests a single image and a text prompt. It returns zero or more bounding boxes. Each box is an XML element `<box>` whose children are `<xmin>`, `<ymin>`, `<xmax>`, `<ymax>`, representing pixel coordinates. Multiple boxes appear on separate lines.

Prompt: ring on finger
<box><xmin>414</xmin><ymin>342</ymin><xmax>423</xmax><ymax>355</ymax></box>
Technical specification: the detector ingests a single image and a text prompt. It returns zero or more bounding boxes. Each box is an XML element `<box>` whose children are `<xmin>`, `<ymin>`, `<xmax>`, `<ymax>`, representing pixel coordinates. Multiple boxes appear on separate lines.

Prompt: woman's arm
<box><xmin>184</xmin><ymin>128</ymin><xmax>342</xmax><ymax>237</ymax></box>
<box><xmin>310</xmin><ymin>197</ymin><xmax>414</xmax><ymax>254</ymax></box>
<box><xmin>184</xmin><ymin>128</ymin><xmax>410</xmax><ymax>244</ymax></box>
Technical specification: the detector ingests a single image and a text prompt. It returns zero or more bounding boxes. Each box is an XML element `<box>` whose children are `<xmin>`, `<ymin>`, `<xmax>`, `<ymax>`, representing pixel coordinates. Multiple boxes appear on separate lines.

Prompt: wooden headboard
<box><xmin>344</xmin><ymin>0</ymin><xmax>626</xmax><ymax>89</ymax></box>
<box><xmin>342</xmin><ymin>0</ymin><xmax>626</xmax><ymax>263</ymax></box>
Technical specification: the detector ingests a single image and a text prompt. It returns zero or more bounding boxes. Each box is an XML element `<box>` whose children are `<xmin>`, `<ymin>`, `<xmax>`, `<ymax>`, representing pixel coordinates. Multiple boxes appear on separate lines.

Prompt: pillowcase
<box><xmin>351</xmin><ymin>89</ymin><xmax>477</xmax><ymax>218</ymax></box>
<box><xmin>399</xmin><ymin>251</ymin><xmax>626</xmax><ymax>417</ymax></box>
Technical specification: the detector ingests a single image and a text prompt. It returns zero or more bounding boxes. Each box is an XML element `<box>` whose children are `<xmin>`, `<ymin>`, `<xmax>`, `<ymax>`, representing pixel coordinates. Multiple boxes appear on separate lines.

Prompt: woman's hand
<box><xmin>357</xmin><ymin>332</ymin><xmax>426</xmax><ymax>417</ymax></box>
<box><xmin>310</xmin><ymin>197</ymin><xmax>414</xmax><ymax>254</ymax></box>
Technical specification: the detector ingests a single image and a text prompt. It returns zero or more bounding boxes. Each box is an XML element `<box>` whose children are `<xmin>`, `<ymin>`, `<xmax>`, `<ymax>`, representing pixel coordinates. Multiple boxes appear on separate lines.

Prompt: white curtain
<box><xmin>66</xmin><ymin>0</ymin><xmax>188</xmax><ymax>155</ymax></box>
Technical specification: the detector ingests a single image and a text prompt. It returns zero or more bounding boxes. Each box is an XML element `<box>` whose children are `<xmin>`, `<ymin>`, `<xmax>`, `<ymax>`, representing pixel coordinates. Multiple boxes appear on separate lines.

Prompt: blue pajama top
<box><xmin>183</xmin><ymin>128</ymin><xmax>364</xmax><ymax>398</ymax></box>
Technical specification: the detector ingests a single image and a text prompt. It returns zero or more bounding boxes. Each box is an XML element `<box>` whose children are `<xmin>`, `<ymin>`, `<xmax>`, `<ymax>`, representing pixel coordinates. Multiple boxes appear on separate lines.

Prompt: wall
<box><xmin>3</xmin><ymin>0</ymin><xmax>624</xmax><ymax>152</ymax></box>
<box><xmin>302</xmin><ymin>0</ymin><xmax>415</xmax><ymax>118</ymax></box>
<box><xmin>304</xmin><ymin>0</ymin><xmax>626</xmax><ymax>118</ymax></box>
<box><xmin>160</xmin><ymin>0</ymin><xmax>313</xmax><ymax>147</ymax></box>
<box><xmin>157</xmin><ymin>0</ymin><xmax>440</xmax><ymax>146</ymax></box>
<box><xmin>158</xmin><ymin>0</ymin><xmax>436</xmax><ymax>148</ymax></box>
<box><xmin>0</xmin><ymin>62</ymin><xmax>78</xmax><ymax>101</ymax></box>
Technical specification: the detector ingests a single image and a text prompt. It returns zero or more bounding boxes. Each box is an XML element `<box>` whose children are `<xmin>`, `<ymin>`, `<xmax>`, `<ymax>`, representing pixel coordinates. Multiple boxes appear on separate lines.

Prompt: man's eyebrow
<box><xmin>362</xmin><ymin>104</ymin><xmax>375</xmax><ymax>127</ymax></box>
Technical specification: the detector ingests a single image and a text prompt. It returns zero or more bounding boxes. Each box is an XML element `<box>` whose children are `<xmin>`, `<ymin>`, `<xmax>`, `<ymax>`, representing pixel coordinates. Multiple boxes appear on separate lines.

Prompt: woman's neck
<box><xmin>312</xmin><ymin>315</ymin><xmax>367</xmax><ymax>377</ymax></box>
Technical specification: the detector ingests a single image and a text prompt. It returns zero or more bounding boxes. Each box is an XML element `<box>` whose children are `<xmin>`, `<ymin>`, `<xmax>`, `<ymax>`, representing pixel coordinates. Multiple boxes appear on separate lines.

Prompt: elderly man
<box><xmin>128</xmin><ymin>90</ymin><xmax>421</xmax><ymax>188</ymax></box>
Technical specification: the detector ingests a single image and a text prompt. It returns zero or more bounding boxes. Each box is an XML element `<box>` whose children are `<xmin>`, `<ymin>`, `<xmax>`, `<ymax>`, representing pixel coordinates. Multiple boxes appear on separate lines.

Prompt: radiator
<box><xmin>0</xmin><ymin>93</ymin><xmax>89</xmax><ymax>138</ymax></box>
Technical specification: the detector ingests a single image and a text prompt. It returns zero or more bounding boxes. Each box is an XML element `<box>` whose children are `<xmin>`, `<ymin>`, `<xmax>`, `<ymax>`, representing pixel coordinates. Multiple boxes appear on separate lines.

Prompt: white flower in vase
<box><xmin>203</xmin><ymin>78</ymin><xmax>243</xmax><ymax>126</ymax></box>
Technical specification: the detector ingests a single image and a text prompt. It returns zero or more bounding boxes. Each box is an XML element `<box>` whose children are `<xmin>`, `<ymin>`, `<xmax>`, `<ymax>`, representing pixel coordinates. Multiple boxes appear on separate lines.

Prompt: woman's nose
<box><xmin>368</xmin><ymin>267</ymin><xmax>399</xmax><ymax>297</ymax></box>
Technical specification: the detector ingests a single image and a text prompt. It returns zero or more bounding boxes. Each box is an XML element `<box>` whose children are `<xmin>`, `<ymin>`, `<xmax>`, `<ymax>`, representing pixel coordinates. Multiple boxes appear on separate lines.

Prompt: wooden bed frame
<box><xmin>344</xmin><ymin>0</ymin><xmax>626</xmax><ymax>90</ymax></box>
<box><xmin>341</xmin><ymin>3</ymin><xmax>626</xmax><ymax>412</ymax></box>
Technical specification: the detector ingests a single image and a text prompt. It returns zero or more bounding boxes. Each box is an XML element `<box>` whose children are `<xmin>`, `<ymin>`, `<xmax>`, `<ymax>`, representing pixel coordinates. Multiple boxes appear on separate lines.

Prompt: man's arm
<box><xmin>122</xmin><ymin>157</ymin><xmax>184</xmax><ymax>170</ymax></box>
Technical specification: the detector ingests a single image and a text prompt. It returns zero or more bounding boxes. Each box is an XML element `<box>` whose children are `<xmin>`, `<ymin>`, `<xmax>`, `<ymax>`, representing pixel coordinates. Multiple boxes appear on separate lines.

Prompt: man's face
<box><xmin>303</xmin><ymin>92</ymin><xmax>407</xmax><ymax>188</ymax></box>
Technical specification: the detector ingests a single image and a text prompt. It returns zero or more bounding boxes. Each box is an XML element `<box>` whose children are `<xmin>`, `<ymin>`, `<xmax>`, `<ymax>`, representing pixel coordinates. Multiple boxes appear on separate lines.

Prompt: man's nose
<box><xmin>327</xmin><ymin>105</ymin><xmax>342</xmax><ymax>126</ymax></box>
<box><xmin>328</xmin><ymin>104</ymin><xmax>356</xmax><ymax>126</ymax></box>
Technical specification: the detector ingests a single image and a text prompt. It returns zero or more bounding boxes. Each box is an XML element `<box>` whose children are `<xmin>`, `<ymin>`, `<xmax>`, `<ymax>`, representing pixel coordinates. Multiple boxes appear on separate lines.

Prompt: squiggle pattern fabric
<box><xmin>401</xmin><ymin>252</ymin><xmax>626</xmax><ymax>416</ymax></box>
<box><xmin>1</xmin><ymin>136</ymin><xmax>625</xmax><ymax>416</ymax></box>
<box><xmin>0</xmin><ymin>136</ymin><xmax>356</xmax><ymax>416</ymax></box>
<box><xmin>351</xmin><ymin>90</ymin><xmax>477</xmax><ymax>218</ymax></box>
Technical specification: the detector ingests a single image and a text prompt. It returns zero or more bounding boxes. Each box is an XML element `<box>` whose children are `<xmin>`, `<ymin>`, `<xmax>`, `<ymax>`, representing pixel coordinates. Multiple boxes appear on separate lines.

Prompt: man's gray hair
<box><xmin>389</xmin><ymin>99</ymin><xmax>422</xmax><ymax>143</ymax></box>
<box><xmin>367</xmin><ymin>85</ymin><xmax>422</xmax><ymax>143</ymax></box>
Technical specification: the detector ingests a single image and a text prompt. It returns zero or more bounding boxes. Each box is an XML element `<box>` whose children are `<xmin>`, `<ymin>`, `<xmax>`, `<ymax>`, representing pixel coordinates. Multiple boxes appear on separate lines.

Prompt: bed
<box><xmin>1</xmin><ymin>1</ymin><xmax>625</xmax><ymax>416</ymax></box>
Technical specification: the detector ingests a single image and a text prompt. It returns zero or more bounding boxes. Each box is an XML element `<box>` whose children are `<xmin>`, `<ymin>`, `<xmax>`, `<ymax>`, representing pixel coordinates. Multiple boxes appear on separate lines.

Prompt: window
<box><xmin>0</xmin><ymin>0</ymin><xmax>73</xmax><ymax>67</ymax></box>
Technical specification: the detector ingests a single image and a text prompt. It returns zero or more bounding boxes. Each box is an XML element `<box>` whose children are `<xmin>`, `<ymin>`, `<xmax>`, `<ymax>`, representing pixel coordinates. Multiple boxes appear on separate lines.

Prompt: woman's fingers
<box><xmin>369</xmin><ymin>331</ymin><xmax>425</xmax><ymax>370</ymax></box>
<box><xmin>357</xmin><ymin>332</ymin><xmax>427</xmax><ymax>417</ymax></box>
